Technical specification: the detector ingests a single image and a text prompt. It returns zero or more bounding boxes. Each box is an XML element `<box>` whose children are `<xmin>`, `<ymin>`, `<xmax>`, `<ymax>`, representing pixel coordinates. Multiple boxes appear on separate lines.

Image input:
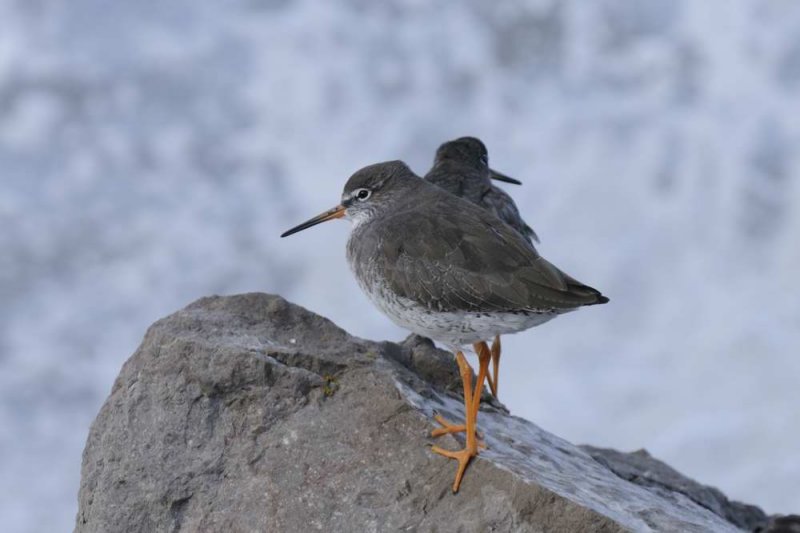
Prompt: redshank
<box><xmin>426</xmin><ymin>136</ymin><xmax>539</xmax><ymax>244</ymax></box>
<box><xmin>425</xmin><ymin>136</ymin><xmax>538</xmax><ymax>398</ymax></box>
<box><xmin>281</xmin><ymin>161</ymin><xmax>608</xmax><ymax>492</ymax></box>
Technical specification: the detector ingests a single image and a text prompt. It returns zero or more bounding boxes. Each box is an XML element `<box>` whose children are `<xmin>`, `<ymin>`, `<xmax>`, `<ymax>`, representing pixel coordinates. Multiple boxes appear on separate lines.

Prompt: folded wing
<box><xmin>373</xmin><ymin>194</ymin><xmax>606</xmax><ymax>313</ymax></box>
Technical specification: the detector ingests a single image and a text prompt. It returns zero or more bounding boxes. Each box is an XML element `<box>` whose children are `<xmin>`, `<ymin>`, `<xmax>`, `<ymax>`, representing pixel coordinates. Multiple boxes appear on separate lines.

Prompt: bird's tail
<box><xmin>563</xmin><ymin>273</ymin><xmax>609</xmax><ymax>305</ymax></box>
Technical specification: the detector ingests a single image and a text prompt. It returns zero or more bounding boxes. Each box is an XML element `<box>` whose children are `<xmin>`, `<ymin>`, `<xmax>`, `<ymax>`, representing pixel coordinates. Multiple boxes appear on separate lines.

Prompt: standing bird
<box><xmin>425</xmin><ymin>136</ymin><xmax>538</xmax><ymax>398</ymax></box>
<box><xmin>281</xmin><ymin>161</ymin><xmax>607</xmax><ymax>493</ymax></box>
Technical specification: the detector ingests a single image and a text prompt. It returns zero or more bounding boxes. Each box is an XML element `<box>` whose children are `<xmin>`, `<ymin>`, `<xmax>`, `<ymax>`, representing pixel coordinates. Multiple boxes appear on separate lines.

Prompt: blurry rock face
<box><xmin>76</xmin><ymin>294</ymin><xmax>769</xmax><ymax>532</ymax></box>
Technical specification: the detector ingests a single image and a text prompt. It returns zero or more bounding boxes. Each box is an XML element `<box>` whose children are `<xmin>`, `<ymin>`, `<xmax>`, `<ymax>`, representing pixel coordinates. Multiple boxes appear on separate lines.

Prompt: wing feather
<box><xmin>366</xmin><ymin>191</ymin><xmax>604</xmax><ymax>313</ymax></box>
<box><xmin>483</xmin><ymin>185</ymin><xmax>540</xmax><ymax>244</ymax></box>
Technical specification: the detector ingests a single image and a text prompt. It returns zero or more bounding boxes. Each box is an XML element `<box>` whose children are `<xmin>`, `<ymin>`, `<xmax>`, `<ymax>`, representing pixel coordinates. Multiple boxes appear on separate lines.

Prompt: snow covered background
<box><xmin>2</xmin><ymin>0</ymin><xmax>799</xmax><ymax>530</ymax></box>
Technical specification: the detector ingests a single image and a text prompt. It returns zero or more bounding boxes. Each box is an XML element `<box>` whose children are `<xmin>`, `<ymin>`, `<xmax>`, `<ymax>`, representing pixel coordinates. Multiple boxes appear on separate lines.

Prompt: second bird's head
<box><xmin>434</xmin><ymin>136</ymin><xmax>489</xmax><ymax>170</ymax></box>
<box><xmin>280</xmin><ymin>161</ymin><xmax>416</xmax><ymax>238</ymax></box>
<box><xmin>434</xmin><ymin>136</ymin><xmax>521</xmax><ymax>185</ymax></box>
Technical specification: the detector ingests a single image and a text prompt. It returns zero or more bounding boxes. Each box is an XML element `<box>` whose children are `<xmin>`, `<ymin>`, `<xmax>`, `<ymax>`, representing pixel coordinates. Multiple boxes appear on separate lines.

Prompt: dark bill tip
<box><xmin>489</xmin><ymin>169</ymin><xmax>522</xmax><ymax>185</ymax></box>
<box><xmin>280</xmin><ymin>205</ymin><xmax>346</xmax><ymax>238</ymax></box>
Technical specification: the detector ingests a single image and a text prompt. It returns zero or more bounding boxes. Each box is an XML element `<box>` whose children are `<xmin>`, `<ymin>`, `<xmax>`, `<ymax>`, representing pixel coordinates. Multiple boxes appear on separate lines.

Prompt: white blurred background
<box><xmin>2</xmin><ymin>0</ymin><xmax>799</xmax><ymax>530</ymax></box>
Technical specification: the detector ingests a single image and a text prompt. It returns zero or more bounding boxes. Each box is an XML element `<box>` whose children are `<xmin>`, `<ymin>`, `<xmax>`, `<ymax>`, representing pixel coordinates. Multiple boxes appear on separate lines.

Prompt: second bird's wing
<box><xmin>482</xmin><ymin>185</ymin><xmax>540</xmax><ymax>244</ymax></box>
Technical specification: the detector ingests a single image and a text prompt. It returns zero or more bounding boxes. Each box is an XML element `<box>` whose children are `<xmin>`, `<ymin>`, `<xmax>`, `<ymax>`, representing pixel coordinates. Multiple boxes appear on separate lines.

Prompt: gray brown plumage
<box><xmin>425</xmin><ymin>137</ymin><xmax>539</xmax><ymax>244</ymax></box>
<box><xmin>280</xmin><ymin>159</ymin><xmax>607</xmax><ymax>494</ymax></box>
<box><xmin>341</xmin><ymin>162</ymin><xmax>604</xmax><ymax>342</ymax></box>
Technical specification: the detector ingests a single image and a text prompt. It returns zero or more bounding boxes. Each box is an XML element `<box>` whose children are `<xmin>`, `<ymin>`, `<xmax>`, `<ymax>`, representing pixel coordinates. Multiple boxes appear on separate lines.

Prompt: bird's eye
<box><xmin>480</xmin><ymin>154</ymin><xmax>488</xmax><ymax>166</ymax></box>
<box><xmin>355</xmin><ymin>189</ymin><xmax>371</xmax><ymax>201</ymax></box>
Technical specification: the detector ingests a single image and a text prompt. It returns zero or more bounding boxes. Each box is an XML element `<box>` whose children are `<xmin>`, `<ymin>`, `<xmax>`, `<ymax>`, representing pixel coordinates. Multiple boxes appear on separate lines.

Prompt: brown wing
<box><xmin>367</xmin><ymin>193</ymin><xmax>606</xmax><ymax>313</ymax></box>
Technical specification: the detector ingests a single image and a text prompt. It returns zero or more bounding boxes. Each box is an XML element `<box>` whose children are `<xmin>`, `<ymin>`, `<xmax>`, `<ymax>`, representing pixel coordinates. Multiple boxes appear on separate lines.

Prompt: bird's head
<box><xmin>280</xmin><ymin>161</ymin><xmax>418</xmax><ymax>237</ymax></box>
<box><xmin>434</xmin><ymin>137</ymin><xmax>521</xmax><ymax>185</ymax></box>
<box><xmin>434</xmin><ymin>136</ymin><xmax>489</xmax><ymax>170</ymax></box>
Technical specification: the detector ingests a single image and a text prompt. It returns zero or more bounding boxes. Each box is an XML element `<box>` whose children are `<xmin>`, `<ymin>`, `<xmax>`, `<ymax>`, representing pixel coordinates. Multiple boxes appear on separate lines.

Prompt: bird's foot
<box><xmin>430</xmin><ymin>414</ymin><xmax>486</xmax><ymax>448</ymax></box>
<box><xmin>428</xmin><ymin>347</ymin><xmax>490</xmax><ymax>493</ymax></box>
<box><xmin>430</xmin><ymin>444</ymin><xmax>479</xmax><ymax>493</ymax></box>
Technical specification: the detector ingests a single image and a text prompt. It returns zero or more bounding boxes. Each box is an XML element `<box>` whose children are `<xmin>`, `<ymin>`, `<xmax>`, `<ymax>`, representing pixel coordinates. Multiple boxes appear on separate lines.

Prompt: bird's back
<box><xmin>348</xmin><ymin>180</ymin><xmax>606</xmax><ymax>315</ymax></box>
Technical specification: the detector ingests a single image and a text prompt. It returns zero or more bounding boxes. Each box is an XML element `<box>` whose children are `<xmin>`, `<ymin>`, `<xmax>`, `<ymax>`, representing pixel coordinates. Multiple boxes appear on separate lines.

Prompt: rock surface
<box><xmin>76</xmin><ymin>293</ymin><xmax>780</xmax><ymax>532</ymax></box>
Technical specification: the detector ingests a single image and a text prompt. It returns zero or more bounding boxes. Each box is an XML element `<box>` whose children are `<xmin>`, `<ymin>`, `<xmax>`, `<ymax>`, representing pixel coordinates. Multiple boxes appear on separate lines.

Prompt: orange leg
<box><xmin>430</xmin><ymin>343</ymin><xmax>491</xmax><ymax>493</ymax></box>
<box><xmin>430</xmin><ymin>413</ymin><xmax>486</xmax><ymax>448</ymax></box>
<box><xmin>471</xmin><ymin>341</ymin><xmax>491</xmax><ymax>417</ymax></box>
<box><xmin>489</xmin><ymin>335</ymin><xmax>501</xmax><ymax>398</ymax></box>
<box><xmin>486</xmin><ymin>374</ymin><xmax>496</xmax><ymax>398</ymax></box>
<box><xmin>430</xmin><ymin>351</ymin><xmax>475</xmax><ymax>493</ymax></box>
<box><xmin>430</xmin><ymin>345</ymin><xmax>490</xmax><ymax>443</ymax></box>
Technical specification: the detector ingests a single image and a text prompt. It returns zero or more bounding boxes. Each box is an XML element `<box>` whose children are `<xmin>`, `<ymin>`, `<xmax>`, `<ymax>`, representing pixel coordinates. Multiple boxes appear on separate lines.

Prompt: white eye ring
<box><xmin>354</xmin><ymin>188</ymin><xmax>371</xmax><ymax>201</ymax></box>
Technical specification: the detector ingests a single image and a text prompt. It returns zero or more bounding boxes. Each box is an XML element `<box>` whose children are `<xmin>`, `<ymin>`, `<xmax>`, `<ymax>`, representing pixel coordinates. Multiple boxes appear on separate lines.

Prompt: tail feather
<box><xmin>563</xmin><ymin>273</ymin><xmax>609</xmax><ymax>306</ymax></box>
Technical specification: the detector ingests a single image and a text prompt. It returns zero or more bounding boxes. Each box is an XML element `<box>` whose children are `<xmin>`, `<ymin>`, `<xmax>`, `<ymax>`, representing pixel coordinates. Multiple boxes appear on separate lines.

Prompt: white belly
<box><xmin>356</xmin><ymin>270</ymin><xmax>558</xmax><ymax>348</ymax></box>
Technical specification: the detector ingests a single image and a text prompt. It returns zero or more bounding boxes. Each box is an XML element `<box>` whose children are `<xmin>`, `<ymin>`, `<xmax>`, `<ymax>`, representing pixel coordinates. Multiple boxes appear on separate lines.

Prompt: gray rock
<box><xmin>580</xmin><ymin>446</ymin><xmax>767</xmax><ymax>531</ymax></box>
<box><xmin>76</xmin><ymin>293</ymin><xmax>770</xmax><ymax>532</ymax></box>
<box><xmin>756</xmin><ymin>515</ymin><xmax>800</xmax><ymax>533</ymax></box>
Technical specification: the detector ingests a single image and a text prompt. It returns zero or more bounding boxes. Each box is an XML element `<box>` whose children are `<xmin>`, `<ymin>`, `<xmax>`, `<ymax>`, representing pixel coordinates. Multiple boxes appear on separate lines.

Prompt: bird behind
<box><xmin>425</xmin><ymin>136</ymin><xmax>539</xmax><ymax>244</ymax></box>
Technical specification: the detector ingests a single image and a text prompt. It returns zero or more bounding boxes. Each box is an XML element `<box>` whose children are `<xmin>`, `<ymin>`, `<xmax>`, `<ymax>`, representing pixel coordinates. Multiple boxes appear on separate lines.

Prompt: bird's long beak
<box><xmin>281</xmin><ymin>204</ymin><xmax>346</xmax><ymax>238</ymax></box>
<box><xmin>489</xmin><ymin>169</ymin><xmax>522</xmax><ymax>185</ymax></box>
